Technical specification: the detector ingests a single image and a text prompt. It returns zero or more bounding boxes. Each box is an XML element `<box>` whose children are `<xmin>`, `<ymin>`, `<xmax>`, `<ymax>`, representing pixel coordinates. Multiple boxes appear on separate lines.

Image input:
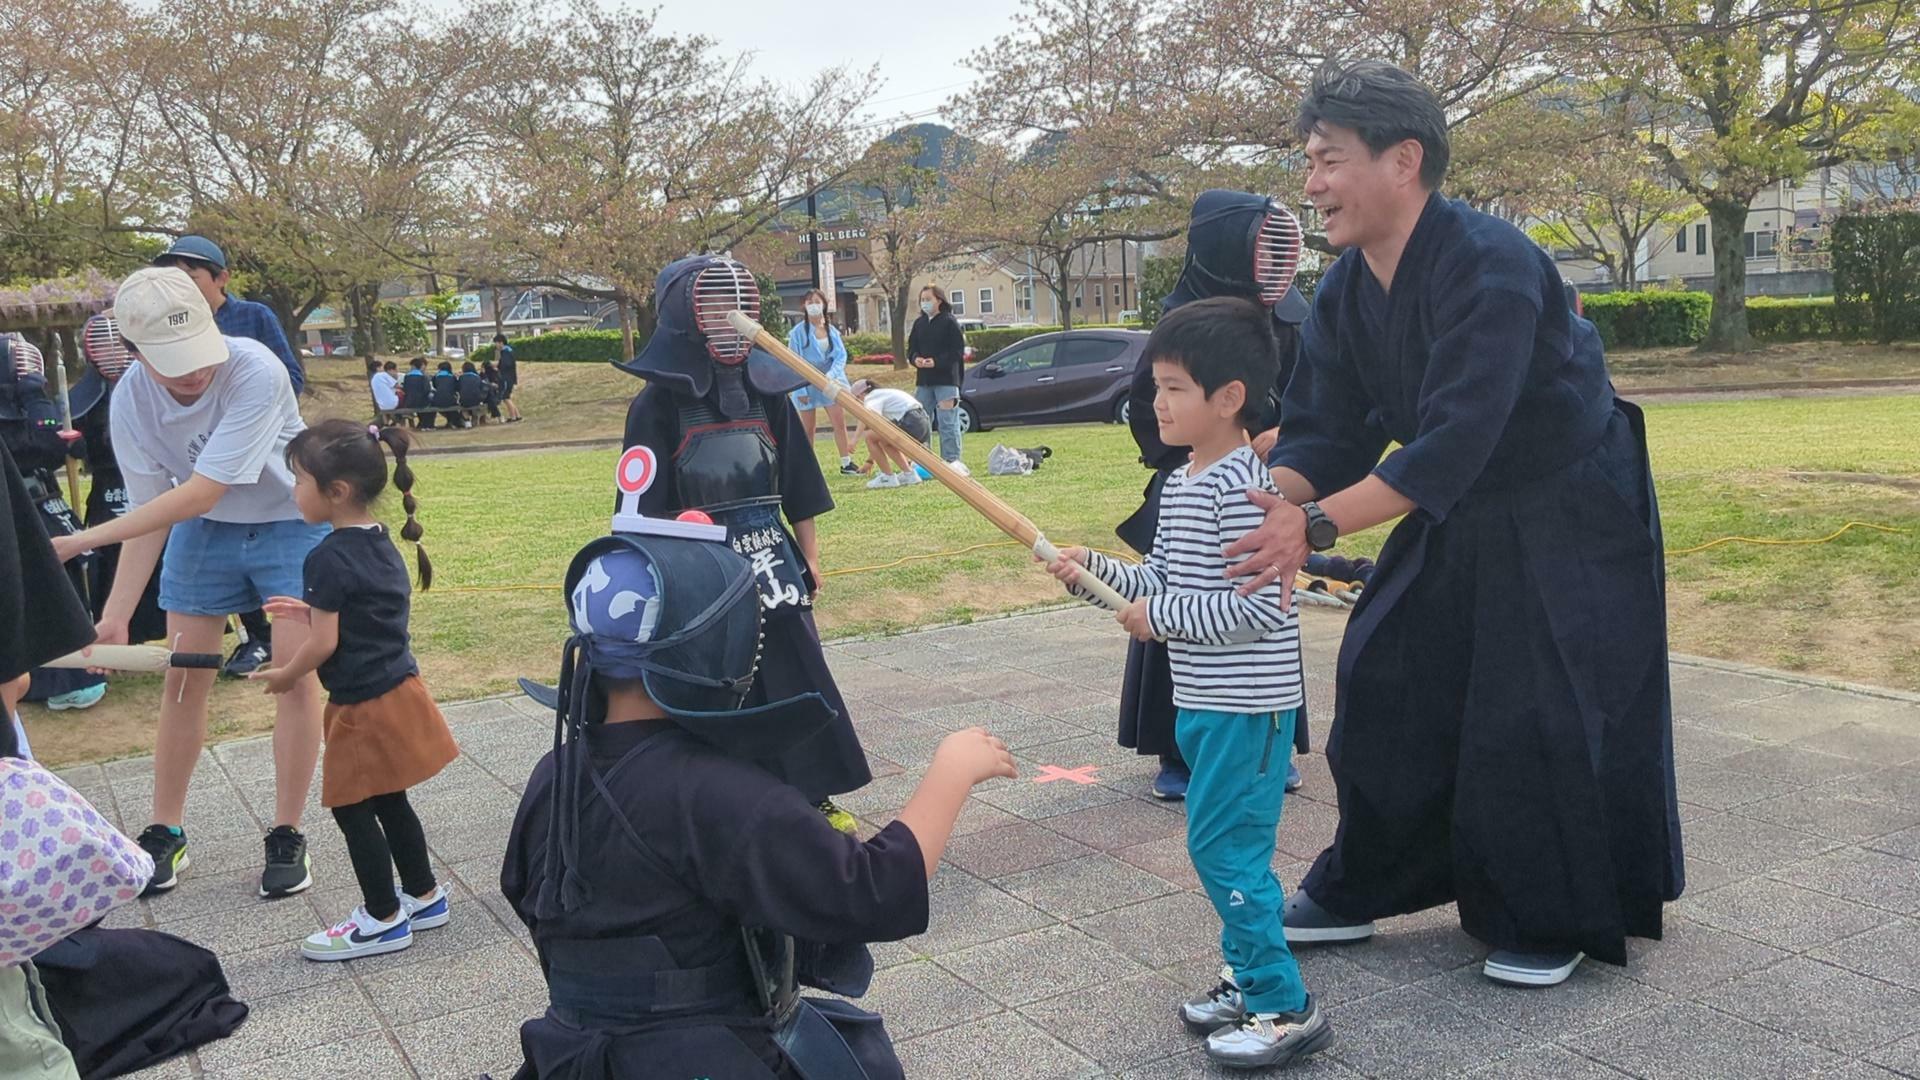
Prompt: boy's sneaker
<box><xmin>896</xmin><ymin>470</ymin><xmax>922</xmax><ymax>486</ymax></box>
<box><xmin>948</xmin><ymin>461</ymin><xmax>970</xmax><ymax>477</ymax></box>
<box><xmin>398</xmin><ymin>884</ymin><xmax>451</xmax><ymax>930</ymax></box>
<box><xmin>46</xmin><ymin>683</ymin><xmax>107</xmax><ymax>711</ymax></box>
<box><xmin>866</xmin><ymin>473</ymin><xmax>900</xmax><ymax>490</ymax></box>
<box><xmin>1151</xmin><ymin>763</ymin><xmax>1190</xmax><ymax>801</ymax></box>
<box><xmin>1282</xmin><ymin>890</ymin><xmax>1374</xmax><ymax>944</ymax></box>
<box><xmin>839</xmin><ymin>461</ymin><xmax>863</xmax><ymax>477</ymax></box>
<box><xmin>1179</xmin><ymin>965</ymin><xmax>1246</xmax><ymax>1033</ymax></box>
<box><xmin>818</xmin><ymin>799</ymin><xmax>858</xmax><ymax>835</ymax></box>
<box><xmin>300</xmin><ymin>905</ymin><xmax>412</xmax><ymax>962</ymax></box>
<box><xmin>222</xmin><ymin>638</ymin><xmax>270</xmax><ymax>679</ymax></box>
<box><xmin>1205</xmin><ymin>996</ymin><xmax>1333</xmax><ymax>1070</ymax></box>
<box><xmin>259</xmin><ymin>825</ymin><xmax>312</xmax><ymax>898</ymax></box>
<box><xmin>1285</xmin><ymin>762</ymin><xmax>1304</xmax><ymax>793</ymax></box>
<box><xmin>1484</xmin><ymin>949</ymin><xmax>1584</xmax><ymax>987</ymax></box>
<box><xmin>135</xmin><ymin>825</ymin><xmax>188</xmax><ymax>896</ymax></box>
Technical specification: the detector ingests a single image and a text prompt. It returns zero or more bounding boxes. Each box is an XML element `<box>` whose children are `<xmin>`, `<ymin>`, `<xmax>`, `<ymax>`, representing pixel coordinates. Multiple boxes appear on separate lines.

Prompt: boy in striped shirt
<box><xmin>1046</xmin><ymin>296</ymin><xmax>1329</xmax><ymax>1070</ymax></box>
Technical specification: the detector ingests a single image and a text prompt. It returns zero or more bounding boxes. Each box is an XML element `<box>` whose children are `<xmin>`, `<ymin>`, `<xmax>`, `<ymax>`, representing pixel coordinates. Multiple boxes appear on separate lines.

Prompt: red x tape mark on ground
<box><xmin>1034</xmin><ymin>765</ymin><xmax>1100</xmax><ymax>785</ymax></box>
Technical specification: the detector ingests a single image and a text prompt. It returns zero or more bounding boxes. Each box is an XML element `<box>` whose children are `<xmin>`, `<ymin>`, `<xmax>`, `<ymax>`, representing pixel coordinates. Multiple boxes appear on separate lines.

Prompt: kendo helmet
<box><xmin>1164</xmin><ymin>190</ymin><xmax>1309</xmax><ymax>324</ymax></box>
<box><xmin>528</xmin><ymin>517</ymin><xmax>838</xmax><ymax>915</ymax></box>
<box><xmin>80</xmin><ymin>315</ymin><xmax>133</xmax><ymax>381</ymax></box>
<box><xmin>8</xmin><ymin>335</ymin><xmax>44</xmax><ymax>381</ymax></box>
<box><xmin>535</xmin><ymin>522</ymin><xmax>835</xmax><ymax>753</ymax></box>
<box><xmin>68</xmin><ymin>315</ymin><xmax>131</xmax><ymax>420</ymax></box>
<box><xmin>0</xmin><ymin>335</ymin><xmax>48</xmax><ymax>423</ymax></box>
<box><xmin>614</xmin><ymin>255</ymin><xmax>806</xmax><ymax>397</ymax></box>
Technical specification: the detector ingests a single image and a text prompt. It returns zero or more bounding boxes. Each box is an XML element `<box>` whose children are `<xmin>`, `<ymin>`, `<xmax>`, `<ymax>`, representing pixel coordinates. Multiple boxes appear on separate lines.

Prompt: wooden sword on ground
<box><xmin>725</xmin><ymin>311</ymin><xmax>1132</xmax><ymax>613</ymax></box>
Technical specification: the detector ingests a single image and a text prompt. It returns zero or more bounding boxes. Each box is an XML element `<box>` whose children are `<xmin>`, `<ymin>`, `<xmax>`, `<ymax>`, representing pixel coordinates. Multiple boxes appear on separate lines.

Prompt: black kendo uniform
<box><xmin>501</xmin><ymin>526</ymin><xmax>920</xmax><ymax>1080</ymax></box>
<box><xmin>0</xmin><ymin>435</ymin><xmax>95</xmax><ymax>711</ymax></box>
<box><xmin>67</xmin><ymin>337</ymin><xmax>167</xmax><ymax>643</ymax></box>
<box><xmin>1115</xmin><ymin>191</ymin><xmax>1312</xmax><ymax>768</ymax></box>
<box><xmin>0</xmin><ymin>336</ymin><xmax>103</xmax><ymax>703</ymax></box>
<box><xmin>1275</xmin><ymin>193</ymin><xmax>1682</xmax><ymax>964</ymax></box>
<box><xmin>617</xmin><ymin>255</ymin><xmax>870</xmax><ymax>804</ymax></box>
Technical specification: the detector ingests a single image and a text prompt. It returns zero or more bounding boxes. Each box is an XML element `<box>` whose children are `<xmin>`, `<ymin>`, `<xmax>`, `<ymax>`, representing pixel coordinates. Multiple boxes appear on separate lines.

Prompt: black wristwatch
<box><xmin>1301</xmin><ymin>500</ymin><xmax>1338</xmax><ymax>552</ymax></box>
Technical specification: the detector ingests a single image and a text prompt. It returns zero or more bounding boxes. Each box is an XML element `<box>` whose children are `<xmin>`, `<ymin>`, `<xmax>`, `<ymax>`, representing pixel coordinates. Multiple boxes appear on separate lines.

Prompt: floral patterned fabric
<box><xmin>0</xmin><ymin>761</ymin><xmax>152</xmax><ymax>966</ymax></box>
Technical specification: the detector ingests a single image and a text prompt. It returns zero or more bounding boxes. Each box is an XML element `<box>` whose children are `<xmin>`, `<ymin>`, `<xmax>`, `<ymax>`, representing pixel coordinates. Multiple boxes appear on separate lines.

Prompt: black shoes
<box><xmin>260</xmin><ymin>825</ymin><xmax>313</xmax><ymax>898</ymax></box>
<box><xmin>136</xmin><ymin>824</ymin><xmax>189</xmax><ymax>896</ymax></box>
<box><xmin>222</xmin><ymin>639</ymin><xmax>270</xmax><ymax>679</ymax></box>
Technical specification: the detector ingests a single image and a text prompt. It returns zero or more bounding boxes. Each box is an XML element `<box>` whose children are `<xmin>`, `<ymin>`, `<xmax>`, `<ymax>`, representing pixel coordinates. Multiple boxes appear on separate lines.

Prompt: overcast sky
<box><xmin>650</xmin><ymin>0</ymin><xmax>1029</xmax><ymax>129</ymax></box>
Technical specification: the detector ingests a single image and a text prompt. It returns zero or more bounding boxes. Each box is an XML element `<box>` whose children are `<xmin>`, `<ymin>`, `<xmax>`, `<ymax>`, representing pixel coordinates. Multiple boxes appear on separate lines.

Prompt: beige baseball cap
<box><xmin>113</xmin><ymin>267</ymin><xmax>226</xmax><ymax>377</ymax></box>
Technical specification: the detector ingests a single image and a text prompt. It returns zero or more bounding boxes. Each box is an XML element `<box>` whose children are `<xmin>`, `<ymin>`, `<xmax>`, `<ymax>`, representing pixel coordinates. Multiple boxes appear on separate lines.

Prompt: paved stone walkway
<box><xmin>55</xmin><ymin>605</ymin><xmax>1920</xmax><ymax>1079</ymax></box>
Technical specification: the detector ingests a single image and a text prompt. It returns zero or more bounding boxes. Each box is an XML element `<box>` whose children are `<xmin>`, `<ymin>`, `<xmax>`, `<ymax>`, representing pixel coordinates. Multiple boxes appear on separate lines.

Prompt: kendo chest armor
<box><xmin>674</xmin><ymin>390</ymin><xmax>811</xmax><ymax>613</ymax></box>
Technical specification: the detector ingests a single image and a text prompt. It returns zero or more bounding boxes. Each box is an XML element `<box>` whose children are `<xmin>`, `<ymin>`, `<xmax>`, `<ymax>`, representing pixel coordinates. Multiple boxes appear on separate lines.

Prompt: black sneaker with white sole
<box><xmin>838</xmin><ymin>462</ymin><xmax>863</xmax><ymax>476</ymax></box>
<box><xmin>135</xmin><ymin>824</ymin><xmax>189</xmax><ymax>896</ymax></box>
<box><xmin>259</xmin><ymin>825</ymin><xmax>312</xmax><ymax>898</ymax></box>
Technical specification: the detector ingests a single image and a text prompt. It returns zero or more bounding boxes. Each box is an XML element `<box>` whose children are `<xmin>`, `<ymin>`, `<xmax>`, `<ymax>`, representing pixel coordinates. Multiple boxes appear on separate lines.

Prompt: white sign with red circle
<box><xmin>616</xmin><ymin>446</ymin><xmax>657</xmax><ymax>495</ymax></box>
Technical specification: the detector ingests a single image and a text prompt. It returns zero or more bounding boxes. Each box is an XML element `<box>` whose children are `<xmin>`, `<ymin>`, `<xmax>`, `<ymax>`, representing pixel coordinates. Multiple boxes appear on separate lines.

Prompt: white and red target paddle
<box><xmin>610</xmin><ymin>447</ymin><xmax>728</xmax><ymax>540</ymax></box>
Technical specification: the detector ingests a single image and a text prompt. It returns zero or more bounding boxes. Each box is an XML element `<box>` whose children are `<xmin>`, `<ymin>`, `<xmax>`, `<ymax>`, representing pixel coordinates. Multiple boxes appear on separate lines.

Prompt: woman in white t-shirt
<box><xmin>50</xmin><ymin>268</ymin><xmax>327</xmax><ymax>902</ymax></box>
<box><xmin>849</xmin><ymin>378</ymin><xmax>931</xmax><ymax>490</ymax></box>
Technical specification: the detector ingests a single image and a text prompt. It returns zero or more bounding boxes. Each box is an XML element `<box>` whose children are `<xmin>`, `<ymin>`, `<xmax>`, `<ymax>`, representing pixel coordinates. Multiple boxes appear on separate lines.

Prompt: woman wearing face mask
<box><xmin>785</xmin><ymin>289</ymin><xmax>859</xmax><ymax>476</ymax></box>
<box><xmin>906</xmin><ymin>284</ymin><xmax>966</xmax><ymax>468</ymax></box>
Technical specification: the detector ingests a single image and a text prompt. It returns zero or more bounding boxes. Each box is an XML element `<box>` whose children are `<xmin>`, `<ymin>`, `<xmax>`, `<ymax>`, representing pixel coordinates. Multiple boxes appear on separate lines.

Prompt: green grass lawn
<box><xmin>25</xmin><ymin>392</ymin><xmax>1919</xmax><ymax>766</ymax></box>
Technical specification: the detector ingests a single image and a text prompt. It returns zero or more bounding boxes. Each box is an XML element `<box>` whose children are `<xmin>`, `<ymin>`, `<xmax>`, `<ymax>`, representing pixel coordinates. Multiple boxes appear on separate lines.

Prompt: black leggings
<box><xmin>331</xmin><ymin>790</ymin><xmax>435</xmax><ymax>921</ymax></box>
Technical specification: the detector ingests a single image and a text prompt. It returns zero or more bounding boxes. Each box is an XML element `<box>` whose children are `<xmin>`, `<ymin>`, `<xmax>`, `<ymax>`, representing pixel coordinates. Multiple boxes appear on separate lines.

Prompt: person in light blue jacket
<box><xmin>786</xmin><ymin>288</ymin><xmax>859</xmax><ymax>477</ymax></box>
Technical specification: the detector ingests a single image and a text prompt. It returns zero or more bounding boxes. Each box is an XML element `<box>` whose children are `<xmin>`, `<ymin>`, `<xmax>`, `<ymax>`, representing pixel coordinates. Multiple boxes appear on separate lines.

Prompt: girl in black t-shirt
<box><xmin>254</xmin><ymin>419</ymin><xmax>460</xmax><ymax>962</ymax></box>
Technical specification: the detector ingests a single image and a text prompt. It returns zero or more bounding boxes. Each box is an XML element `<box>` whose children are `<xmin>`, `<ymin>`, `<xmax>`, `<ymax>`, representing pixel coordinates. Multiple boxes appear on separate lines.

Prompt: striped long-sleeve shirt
<box><xmin>1072</xmin><ymin>445</ymin><xmax>1304</xmax><ymax>712</ymax></box>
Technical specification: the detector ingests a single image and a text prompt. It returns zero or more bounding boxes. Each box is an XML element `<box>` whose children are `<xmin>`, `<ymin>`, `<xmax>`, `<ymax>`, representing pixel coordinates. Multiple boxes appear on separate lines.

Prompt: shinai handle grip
<box><xmin>725</xmin><ymin>311</ymin><xmax>1133</xmax><ymax>612</ymax></box>
<box><xmin>41</xmin><ymin>645</ymin><xmax>225</xmax><ymax>672</ymax></box>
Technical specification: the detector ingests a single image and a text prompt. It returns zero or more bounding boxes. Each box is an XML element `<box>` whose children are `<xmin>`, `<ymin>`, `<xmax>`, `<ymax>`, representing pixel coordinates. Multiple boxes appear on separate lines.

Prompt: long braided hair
<box><xmin>284</xmin><ymin>418</ymin><xmax>432</xmax><ymax>588</ymax></box>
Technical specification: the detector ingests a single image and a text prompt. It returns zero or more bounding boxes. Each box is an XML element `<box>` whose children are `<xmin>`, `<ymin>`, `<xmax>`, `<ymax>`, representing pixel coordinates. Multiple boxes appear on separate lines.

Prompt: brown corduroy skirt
<box><xmin>321</xmin><ymin>675</ymin><xmax>459</xmax><ymax>808</ymax></box>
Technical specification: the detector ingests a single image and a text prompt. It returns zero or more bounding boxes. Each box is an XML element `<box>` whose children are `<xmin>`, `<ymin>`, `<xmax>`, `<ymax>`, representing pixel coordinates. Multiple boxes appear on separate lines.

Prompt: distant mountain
<box><xmin>796</xmin><ymin>124</ymin><xmax>979</xmax><ymax>222</ymax></box>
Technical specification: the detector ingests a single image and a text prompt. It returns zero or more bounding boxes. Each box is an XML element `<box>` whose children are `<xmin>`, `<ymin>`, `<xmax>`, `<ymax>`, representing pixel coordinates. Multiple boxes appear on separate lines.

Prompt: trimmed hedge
<box><xmin>844</xmin><ymin>331</ymin><xmax>892</xmax><ymax>358</ymax></box>
<box><xmin>968</xmin><ymin>325</ymin><xmax>1062</xmax><ymax>356</ymax></box>
<box><xmin>471</xmin><ymin>329</ymin><xmax>623</xmax><ymax>364</ymax></box>
<box><xmin>1746</xmin><ymin>296</ymin><xmax>1840</xmax><ymax>342</ymax></box>
<box><xmin>1581</xmin><ymin>291</ymin><xmax>1712</xmax><ymax>348</ymax></box>
<box><xmin>966</xmin><ymin>322</ymin><xmax>1142</xmax><ymax>358</ymax></box>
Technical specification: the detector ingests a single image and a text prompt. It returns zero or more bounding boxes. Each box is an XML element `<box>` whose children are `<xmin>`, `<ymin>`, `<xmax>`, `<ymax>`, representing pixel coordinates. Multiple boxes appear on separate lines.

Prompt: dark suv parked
<box><xmin>957</xmin><ymin>329</ymin><xmax>1149</xmax><ymax>432</ymax></box>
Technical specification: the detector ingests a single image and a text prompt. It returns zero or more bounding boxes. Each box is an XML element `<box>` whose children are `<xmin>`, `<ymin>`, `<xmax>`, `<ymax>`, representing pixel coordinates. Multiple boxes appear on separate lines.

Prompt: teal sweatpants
<box><xmin>1176</xmin><ymin>707</ymin><xmax>1308</xmax><ymax>1014</ymax></box>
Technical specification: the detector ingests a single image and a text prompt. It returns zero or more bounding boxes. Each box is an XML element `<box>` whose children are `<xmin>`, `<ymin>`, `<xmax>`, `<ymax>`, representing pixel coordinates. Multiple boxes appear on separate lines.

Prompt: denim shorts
<box><xmin>159</xmin><ymin>518</ymin><xmax>331</xmax><ymax>616</ymax></box>
<box><xmin>791</xmin><ymin>374</ymin><xmax>849</xmax><ymax>412</ymax></box>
